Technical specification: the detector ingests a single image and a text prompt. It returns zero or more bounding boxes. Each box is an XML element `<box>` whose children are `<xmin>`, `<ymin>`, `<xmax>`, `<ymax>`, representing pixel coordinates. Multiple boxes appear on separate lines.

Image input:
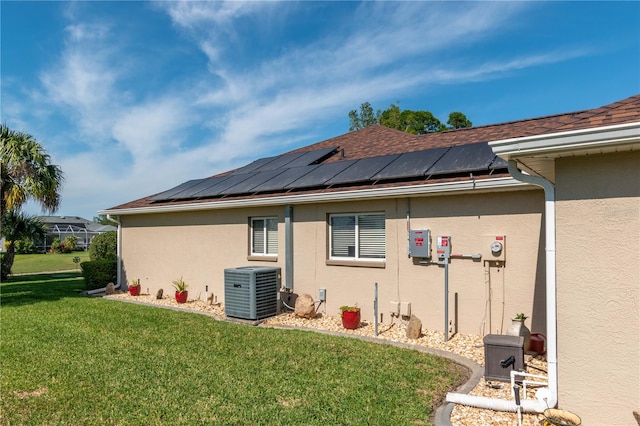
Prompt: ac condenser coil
<box><xmin>224</xmin><ymin>266</ymin><xmax>280</xmax><ymax>320</ymax></box>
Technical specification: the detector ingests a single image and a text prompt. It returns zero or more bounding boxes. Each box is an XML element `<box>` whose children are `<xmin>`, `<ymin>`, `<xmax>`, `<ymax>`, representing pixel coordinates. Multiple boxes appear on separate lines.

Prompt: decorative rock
<box><xmin>406</xmin><ymin>314</ymin><xmax>422</xmax><ymax>339</ymax></box>
<box><xmin>156</xmin><ymin>288</ymin><xmax>163</xmax><ymax>299</ymax></box>
<box><xmin>105</xmin><ymin>282</ymin><xmax>116</xmax><ymax>295</ymax></box>
<box><xmin>294</xmin><ymin>293</ymin><xmax>316</xmax><ymax>319</ymax></box>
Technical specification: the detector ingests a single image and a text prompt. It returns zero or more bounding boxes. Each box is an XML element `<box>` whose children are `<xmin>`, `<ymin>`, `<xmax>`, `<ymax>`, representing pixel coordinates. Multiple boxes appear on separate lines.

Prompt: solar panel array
<box><xmin>151</xmin><ymin>142</ymin><xmax>506</xmax><ymax>202</ymax></box>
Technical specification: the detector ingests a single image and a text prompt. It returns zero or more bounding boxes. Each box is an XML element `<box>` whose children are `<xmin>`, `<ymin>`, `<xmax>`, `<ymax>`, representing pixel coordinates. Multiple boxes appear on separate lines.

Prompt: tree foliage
<box><xmin>348</xmin><ymin>102</ymin><xmax>381</xmax><ymax>131</ymax></box>
<box><xmin>89</xmin><ymin>231</ymin><xmax>117</xmax><ymax>262</ymax></box>
<box><xmin>348</xmin><ymin>102</ymin><xmax>472</xmax><ymax>134</ymax></box>
<box><xmin>0</xmin><ymin>211</ymin><xmax>47</xmax><ymax>279</ymax></box>
<box><xmin>1</xmin><ymin>124</ymin><xmax>64</xmax><ymax>217</ymax></box>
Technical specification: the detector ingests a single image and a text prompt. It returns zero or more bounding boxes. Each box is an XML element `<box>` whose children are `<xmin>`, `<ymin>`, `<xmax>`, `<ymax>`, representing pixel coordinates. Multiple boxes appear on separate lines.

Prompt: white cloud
<box><xmin>12</xmin><ymin>0</ymin><xmax>603</xmax><ymax>220</ymax></box>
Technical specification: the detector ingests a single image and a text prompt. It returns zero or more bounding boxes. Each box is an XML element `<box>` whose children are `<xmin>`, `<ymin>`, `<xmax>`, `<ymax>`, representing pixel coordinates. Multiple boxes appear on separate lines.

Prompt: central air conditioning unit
<box><xmin>224</xmin><ymin>266</ymin><xmax>281</xmax><ymax>320</ymax></box>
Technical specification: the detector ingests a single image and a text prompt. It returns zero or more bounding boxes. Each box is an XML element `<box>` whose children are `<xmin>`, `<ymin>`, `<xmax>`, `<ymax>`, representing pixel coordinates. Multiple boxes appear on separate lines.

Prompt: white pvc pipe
<box><xmin>446</xmin><ymin>160</ymin><xmax>558</xmax><ymax>413</ymax></box>
<box><xmin>446</xmin><ymin>393</ymin><xmax>548</xmax><ymax>413</ymax></box>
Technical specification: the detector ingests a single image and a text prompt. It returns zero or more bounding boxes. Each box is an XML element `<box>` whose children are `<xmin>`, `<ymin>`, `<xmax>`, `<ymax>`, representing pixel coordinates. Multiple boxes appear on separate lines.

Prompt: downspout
<box><xmin>85</xmin><ymin>214</ymin><xmax>122</xmax><ymax>295</ymax></box>
<box><xmin>446</xmin><ymin>160</ymin><xmax>558</xmax><ymax>413</ymax></box>
<box><xmin>284</xmin><ymin>205</ymin><xmax>293</xmax><ymax>291</ymax></box>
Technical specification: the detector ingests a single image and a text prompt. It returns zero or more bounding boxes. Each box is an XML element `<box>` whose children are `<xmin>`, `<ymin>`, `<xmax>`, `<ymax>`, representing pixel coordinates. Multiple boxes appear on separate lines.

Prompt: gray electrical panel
<box><xmin>409</xmin><ymin>229</ymin><xmax>431</xmax><ymax>258</ymax></box>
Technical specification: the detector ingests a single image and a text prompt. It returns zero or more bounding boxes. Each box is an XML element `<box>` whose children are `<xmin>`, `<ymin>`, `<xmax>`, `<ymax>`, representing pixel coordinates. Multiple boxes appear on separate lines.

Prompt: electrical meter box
<box><xmin>409</xmin><ymin>229</ymin><xmax>431</xmax><ymax>258</ymax></box>
<box><xmin>484</xmin><ymin>235</ymin><xmax>506</xmax><ymax>262</ymax></box>
<box><xmin>436</xmin><ymin>235</ymin><xmax>451</xmax><ymax>259</ymax></box>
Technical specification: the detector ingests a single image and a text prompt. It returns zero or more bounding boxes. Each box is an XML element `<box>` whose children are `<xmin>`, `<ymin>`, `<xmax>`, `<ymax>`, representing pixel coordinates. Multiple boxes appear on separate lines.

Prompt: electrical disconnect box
<box><xmin>436</xmin><ymin>235</ymin><xmax>451</xmax><ymax>259</ymax></box>
<box><xmin>409</xmin><ymin>229</ymin><xmax>431</xmax><ymax>258</ymax></box>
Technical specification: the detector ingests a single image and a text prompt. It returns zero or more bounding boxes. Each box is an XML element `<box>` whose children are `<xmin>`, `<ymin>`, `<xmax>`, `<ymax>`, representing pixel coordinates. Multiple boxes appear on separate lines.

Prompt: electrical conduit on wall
<box><xmin>445</xmin><ymin>160</ymin><xmax>558</xmax><ymax>414</ymax></box>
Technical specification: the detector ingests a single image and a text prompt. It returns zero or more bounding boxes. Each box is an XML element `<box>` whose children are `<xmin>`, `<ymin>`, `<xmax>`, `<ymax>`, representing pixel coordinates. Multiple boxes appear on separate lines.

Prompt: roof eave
<box><xmin>99</xmin><ymin>177</ymin><xmax>531</xmax><ymax>216</ymax></box>
<box><xmin>489</xmin><ymin>122</ymin><xmax>640</xmax><ymax>160</ymax></box>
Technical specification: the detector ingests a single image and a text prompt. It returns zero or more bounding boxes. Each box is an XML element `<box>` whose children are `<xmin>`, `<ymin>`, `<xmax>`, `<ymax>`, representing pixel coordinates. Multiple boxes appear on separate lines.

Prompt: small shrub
<box><xmin>89</xmin><ymin>231</ymin><xmax>117</xmax><ymax>262</ymax></box>
<box><xmin>63</xmin><ymin>235</ymin><xmax>78</xmax><ymax>251</ymax></box>
<box><xmin>50</xmin><ymin>238</ymin><xmax>71</xmax><ymax>254</ymax></box>
<box><xmin>15</xmin><ymin>237</ymin><xmax>37</xmax><ymax>254</ymax></box>
<box><xmin>81</xmin><ymin>260</ymin><xmax>117</xmax><ymax>290</ymax></box>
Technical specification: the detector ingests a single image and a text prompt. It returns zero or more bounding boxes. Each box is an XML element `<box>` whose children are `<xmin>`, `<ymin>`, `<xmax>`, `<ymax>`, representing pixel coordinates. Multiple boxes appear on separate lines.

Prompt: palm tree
<box><xmin>1</xmin><ymin>212</ymin><xmax>47</xmax><ymax>279</ymax></box>
<box><xmin>1</xmin><ymin>124</ymin><xmax>64</xmax><ymax>216</ymax></box>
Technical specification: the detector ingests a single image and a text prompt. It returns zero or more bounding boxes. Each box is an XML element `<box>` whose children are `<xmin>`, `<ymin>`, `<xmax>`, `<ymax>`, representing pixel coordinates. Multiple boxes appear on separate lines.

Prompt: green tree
<box><xmin>349</xmin><ymin>102</ymin><xmax>472</xmax><ymax>134</ymax></box>
<box><xmin>1</xmin><ymin>124</ymin><xmax>64</xmax><ymax>216</ymax></box>
<box><xmin>348</xmin><ymin>102</ymin><xmax>381</xmax><ymax>131</ymax></box>
<box><xmin>93</xmin><ymin>215</ymin><xmax>116</xmax><ymax>226</ymax></box>
<box><xmin>89</xmin><ymin>231</ymin><xmax>117</xmax><ymax>262</ymax></box>
<box><xmin>1</xmin><ymin>211</ymin><xmax>46</xmax><ymax>279</ymax></box>
<box><xmin>447</xmin><ymin>111</ymin><xmax>472</xmax><ymax>129</ymax></box>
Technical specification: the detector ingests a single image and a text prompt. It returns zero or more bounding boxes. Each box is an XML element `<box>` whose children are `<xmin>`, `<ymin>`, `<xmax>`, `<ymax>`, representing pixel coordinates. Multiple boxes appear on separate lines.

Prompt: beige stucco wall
<box><xmin>119</xmin><ymin>188</ymin><xmax>545</xmax><ymax>336</ymax></box>
<box><xmin>555</xmin><ymin>151</ymin><xmax>640</xmax><ymax>425</ymax></box>
<box><xmin>556</xmin><ymin>152</ymin><xmax>640</xmax><ymax>425</ymax></box>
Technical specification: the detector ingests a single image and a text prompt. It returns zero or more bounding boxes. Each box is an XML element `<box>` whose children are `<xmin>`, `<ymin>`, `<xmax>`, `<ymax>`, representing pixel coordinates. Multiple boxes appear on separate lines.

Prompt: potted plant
<box><xmin>340</xmin><ymin>305</ymin><xmax>361</xmax><ymax>330</ymax></box>
<box><xmin>129</xmin><ymin>279</ymin><xmax>141</xmax><ymax>296</ymax></box>
<box><xmin>507</xmin><ymin>312</ymin><xmax>531</xmax><ymax>352</ymax></box>
<box><xmin>172</xmin><ymin>277</ymin><xmax>188</xmax><ymax>303</ymax></box>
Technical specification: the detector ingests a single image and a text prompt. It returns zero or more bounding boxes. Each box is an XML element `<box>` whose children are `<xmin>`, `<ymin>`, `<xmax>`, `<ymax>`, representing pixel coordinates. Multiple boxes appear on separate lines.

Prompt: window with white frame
<box><xmin>251</xmin><ymin>217</ymin><xmax>278</xmax><ymax>256</ymax></box>
<box><xmin>329</xmin><ymin>213</ymin><xmax>385</xmax><ymax>260</ymax></box>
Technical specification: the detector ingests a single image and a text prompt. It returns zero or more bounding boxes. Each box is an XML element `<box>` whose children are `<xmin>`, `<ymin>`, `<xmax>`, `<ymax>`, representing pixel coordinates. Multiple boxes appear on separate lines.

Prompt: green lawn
<box><xmin>0</xmin><ymin>273</ymin><xmax>467</xmax><ymax>425</ymax></box>
<box><xmin>10</xmin><ymin>252</ymin><xmax>90</xmax><ymax>274</ymax></box>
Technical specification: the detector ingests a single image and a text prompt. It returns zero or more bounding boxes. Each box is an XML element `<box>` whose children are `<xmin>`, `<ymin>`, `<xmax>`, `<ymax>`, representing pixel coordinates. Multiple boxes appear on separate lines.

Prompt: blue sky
<box><xmin>2</xmin><ymin>1</ymin><xmax>639</xmax><ymax>220</ymax></box>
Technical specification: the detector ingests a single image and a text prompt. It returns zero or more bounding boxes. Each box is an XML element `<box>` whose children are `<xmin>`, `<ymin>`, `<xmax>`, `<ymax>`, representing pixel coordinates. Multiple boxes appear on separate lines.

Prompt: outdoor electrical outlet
<box><xmin>390</xmin><ymin>301</ymin><xmax>400</xmax><ymax>317</ymax></box>
<box><xmin>319</xmin><ymin>288</ymin><xmax>326</xmax><ymax>302</ymax></box>
<box><xmin>400</xmin><ymin>302</ymin><xmax>411</xmax><ymax>317</ymax></box>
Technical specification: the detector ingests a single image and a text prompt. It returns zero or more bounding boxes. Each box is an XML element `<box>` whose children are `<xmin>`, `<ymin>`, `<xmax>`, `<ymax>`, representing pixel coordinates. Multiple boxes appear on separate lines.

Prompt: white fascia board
<box><xmin>490</xmin><ymin>122</ymin><xmax>640</xmax><ymax>159</ymax></box>
<box><xmin>99</xmin><ymin>177</ymin><xmax>531</xmax><ymax>216</ymax></box>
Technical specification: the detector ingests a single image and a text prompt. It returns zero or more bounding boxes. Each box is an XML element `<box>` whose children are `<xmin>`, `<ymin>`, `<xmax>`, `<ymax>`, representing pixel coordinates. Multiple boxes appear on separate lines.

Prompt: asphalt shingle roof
<box><xmin>107</xmin><ymin>94</ymin><xmax>640</xmax><ymax>212</ymax></box>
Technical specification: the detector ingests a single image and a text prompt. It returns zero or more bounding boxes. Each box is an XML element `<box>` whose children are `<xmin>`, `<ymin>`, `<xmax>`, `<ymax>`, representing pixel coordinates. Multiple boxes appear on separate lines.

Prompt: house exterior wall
<box><xmin>555</xmin><ymin>151</ymin><xmax>640</xmax><ymax>425</ymax></box>
<box><xmin>119</xmin><ymin>188</ymin><xmax>545</xmax><ymax>336</ymax></box>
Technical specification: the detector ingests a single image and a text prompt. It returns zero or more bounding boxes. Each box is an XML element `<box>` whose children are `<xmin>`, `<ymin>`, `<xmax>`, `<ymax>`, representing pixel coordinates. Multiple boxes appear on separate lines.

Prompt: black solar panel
<box><xmin>253</xmin><ymin>152</ymin><xmax>307</xmax><ymax>171</ymax></box>
<box><xmin>427</xmin><ymin>143</ymin><xmax>495</xmax><ymax>175</ymax></box>
<box><xmin>170</xmin><ymin>176</ymin><xmax>231</xmax><ymax>199</ymax></box>
<box><xmin>372</xmin><ymin>148</ymin><xmax>449</xmax><ymax>180</ymax></box>
<box><xmin>219</xmin><ymin>169</ymin><xmax>287</xmax><ymax>195</ymax></box>
<box><xmin>250</xmin><ymin>165</ymin><xmax>318</xmax><ymax>192</ymax></box>
<box><xmin>489</xmin><ymin>156</ymin><xmax>508</xmax><ymax>170</ymax></box>
<box><xmin>150</xmin><ymin>178</ymin><xmax>207</xmax><ymax>201</ymax></box>
<box><xmin>285</xmin><ymin>161</ymin><xmax>356</xmax><ymax>189</ymax></box>
<box><xmin>229</xmin><ymin>156</ymin><xmax>279</xmax><ymax>175</ymax></box>
<box><xmin>326</xmin><ymin>154</ymin><xmax>401</xmax><ymax>185</ymax></box>
<box><xmin>195</xmin><ymin>173</ymin><xmax>257</xmax><ymax>198</ymax></box>
<box><xmin>284</xmin><ymin>147</ymin><xmax>337</xmax><ymax>168</ymax></box>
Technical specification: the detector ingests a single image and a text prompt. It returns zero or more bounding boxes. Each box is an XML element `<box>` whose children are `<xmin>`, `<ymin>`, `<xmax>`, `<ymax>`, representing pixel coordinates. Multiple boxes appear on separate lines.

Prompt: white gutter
<box><xmin>85</xmin><ymin>214</ymin><xmax>122</xmax><ymax>295</ymax></box>
<box><xmin>490</xmin><ymin>121</ymin><xmax>640</xmax><ymax>159</ymax></box>
<box><xmin>99</xmin><ymin>177</ymin><xmax>530</xmax><ymax>216</ymax></box>
<box><xmin>446</xmin><ymin>160</ymin><xmax>558</xmax><ymax>413</ymax></box>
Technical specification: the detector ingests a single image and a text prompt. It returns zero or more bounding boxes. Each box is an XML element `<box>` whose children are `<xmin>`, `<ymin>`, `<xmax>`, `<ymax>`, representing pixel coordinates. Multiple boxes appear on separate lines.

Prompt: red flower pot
<box><xmin>129</xmin><ymin>286</ymin><xmax>141</xmax><ymax>296</ymax></box>
<box><xmin>175</xmin><ymin>291</ymin><xmax>188</xmax><ymax>304</ymax></box>
<box><xmin>341</xmin><ymin>309</ymin><xmax>361</xmax><ymax>329</ymax></box>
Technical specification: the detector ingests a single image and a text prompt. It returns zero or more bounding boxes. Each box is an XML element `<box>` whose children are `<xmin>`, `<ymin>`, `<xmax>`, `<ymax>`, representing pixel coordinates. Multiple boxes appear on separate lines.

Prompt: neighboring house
<box><xmin>101</xmin><ymin>95</ymin><xmax>639</xmax><ymax>425</ymax></box>
<box><xmin>36</xmin><ymin>216</ymin><xmax>116</xmax><ymax>252</ymax></box>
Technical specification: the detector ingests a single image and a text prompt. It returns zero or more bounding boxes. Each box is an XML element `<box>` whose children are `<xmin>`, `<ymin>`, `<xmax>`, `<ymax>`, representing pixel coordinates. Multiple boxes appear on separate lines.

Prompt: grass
<box><xmin>9</xmin><ymin>252</ymin><xmax>90</xmax><ymax>274</ymax></box>
<box><xmin>0</xmin><ymin>274</ymin><xmax>468</xmax><ymax>426</ymax></box>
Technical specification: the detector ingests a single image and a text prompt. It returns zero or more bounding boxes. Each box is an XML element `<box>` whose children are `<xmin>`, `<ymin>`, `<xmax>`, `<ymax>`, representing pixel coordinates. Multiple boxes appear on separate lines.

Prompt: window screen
<box><xmin>330</xmin><ymin>213</ymin><xmax>385</xmax><ymax>260</ymax></box>
<box><xmin>251</xmin><ymin>217</ymin><xmax>278</xmax><ymax>255</ymax></box>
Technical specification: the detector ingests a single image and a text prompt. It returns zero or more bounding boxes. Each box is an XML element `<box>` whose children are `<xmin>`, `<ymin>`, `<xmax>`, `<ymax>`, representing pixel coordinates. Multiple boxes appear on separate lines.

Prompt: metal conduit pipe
<box><xmin>85</xmin><ymin>214</ymin><xmax>122</xmax><ymax>295</ymax></box>
<box><xmin>284</xmin><ymin>205</ymin><xmax>293</xmax><ymax>291</ymax></box>
<box><xmin>446</xmin><ymin>159</ymin><xmax>558</xmax><ymax>413</ymax></box>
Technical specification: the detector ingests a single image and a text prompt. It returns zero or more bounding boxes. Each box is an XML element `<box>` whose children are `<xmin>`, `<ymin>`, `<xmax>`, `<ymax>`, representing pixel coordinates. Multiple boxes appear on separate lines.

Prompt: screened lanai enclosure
<box><xmin>36</xmin><ymin>216</ymin><xmax>116</xmax><ymax>252</ymax></box>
